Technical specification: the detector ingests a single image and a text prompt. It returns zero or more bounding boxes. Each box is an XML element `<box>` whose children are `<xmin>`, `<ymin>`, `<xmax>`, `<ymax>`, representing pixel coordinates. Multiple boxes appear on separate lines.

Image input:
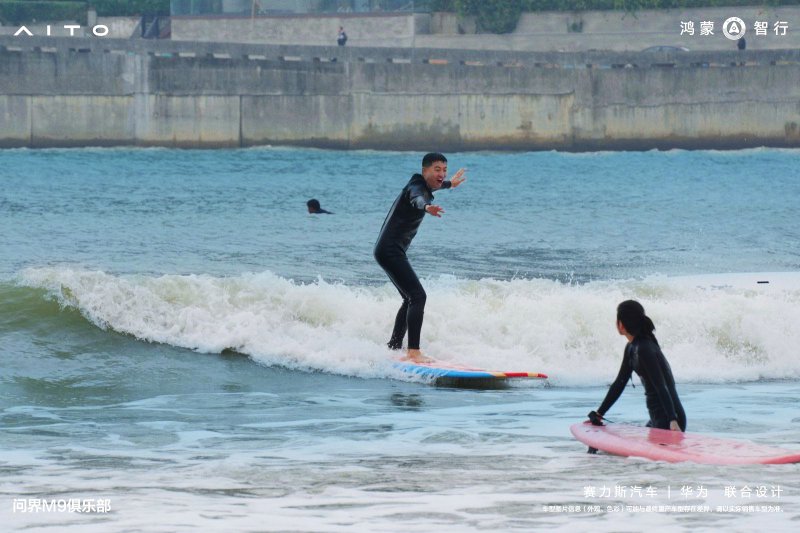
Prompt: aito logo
<box><xmin>14</xmin><ymin>24</ymin><xmax>109</xmax><ymax>37</ymax></box>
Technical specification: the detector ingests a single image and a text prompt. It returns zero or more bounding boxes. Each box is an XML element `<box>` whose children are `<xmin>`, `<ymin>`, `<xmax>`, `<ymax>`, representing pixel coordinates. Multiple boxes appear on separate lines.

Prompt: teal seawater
<box><xmin>3</xmin><ymin>147</ymin><xmax>799</xmax><ymax>281</ymax></box>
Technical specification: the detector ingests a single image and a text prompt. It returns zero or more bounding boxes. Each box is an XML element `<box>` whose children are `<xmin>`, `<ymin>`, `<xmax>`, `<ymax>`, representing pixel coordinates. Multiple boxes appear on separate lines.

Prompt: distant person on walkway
<box><xmin>736</xmin><ymin>36</ymin><xmax>746</xmax><ymax>65</ymax></box>
<box><xmin>307</xmin><ymin>199</ymin><xmax>332</xmax><ymax>214</ymax></box>
<box><xmin>337</xmin><ymin>26</ymin><xmax>348</xmax><ymax>46</ymax></box>
<box><xmin>374</xmin><ymin>153</ymin><xmax>466</xmax><ymax>363</ymax></box>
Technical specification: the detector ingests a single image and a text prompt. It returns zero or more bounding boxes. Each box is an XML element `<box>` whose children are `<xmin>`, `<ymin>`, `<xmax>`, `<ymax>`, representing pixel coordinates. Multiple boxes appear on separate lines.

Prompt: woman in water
<box><xmin>589</xmin><ymin>300</ymin><xmax>686</xmax><ymax>432</ymax></box>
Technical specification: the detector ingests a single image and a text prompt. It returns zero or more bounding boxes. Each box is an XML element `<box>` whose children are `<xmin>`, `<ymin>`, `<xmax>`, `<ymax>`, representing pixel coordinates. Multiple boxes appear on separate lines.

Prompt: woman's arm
<box><xmin>596</xmin><ymin>346</ymin><xmax>634</xmax><ymax>416</ymax></box>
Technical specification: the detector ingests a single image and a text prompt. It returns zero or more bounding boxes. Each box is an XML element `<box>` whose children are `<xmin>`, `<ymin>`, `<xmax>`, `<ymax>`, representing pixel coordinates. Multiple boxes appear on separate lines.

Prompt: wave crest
<box><xmin>16</xmin><ymin>267</ymin><xmax>800</xmax><ymax>385</ymax></box>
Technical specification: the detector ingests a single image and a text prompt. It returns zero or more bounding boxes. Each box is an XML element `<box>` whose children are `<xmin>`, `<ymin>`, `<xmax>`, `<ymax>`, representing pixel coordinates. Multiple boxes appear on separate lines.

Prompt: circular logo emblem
<box><xmin>722</xmin><ymin>17</ymin><xmax>746</xmax><ymax>40</ymax></box>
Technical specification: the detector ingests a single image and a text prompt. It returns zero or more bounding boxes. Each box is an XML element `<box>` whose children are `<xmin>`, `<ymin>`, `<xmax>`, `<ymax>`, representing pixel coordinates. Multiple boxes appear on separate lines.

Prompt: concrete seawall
<box><xmin>1</xmin><ymin>36</ymin><xmax>799</xmax><ymax>151</ymax></box>
<box><xmin>169</xmin><ymin>7</ymin><xmax>800</xmax><ymax>52</ymax></box>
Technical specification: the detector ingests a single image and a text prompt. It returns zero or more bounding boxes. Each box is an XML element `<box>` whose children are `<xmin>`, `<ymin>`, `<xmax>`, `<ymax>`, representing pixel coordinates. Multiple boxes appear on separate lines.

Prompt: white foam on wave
<box><xmin>19</xmin><ymin>267</ymin><xmax>800</xmax><ymax>386</ymax></box>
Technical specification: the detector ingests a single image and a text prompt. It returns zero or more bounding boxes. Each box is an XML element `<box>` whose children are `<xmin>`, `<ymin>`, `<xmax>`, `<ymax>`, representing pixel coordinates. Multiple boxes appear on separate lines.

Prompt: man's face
<box><xmin>422</xmin><ymin>160</ymin><xmax>447</xmax><ymax>190</ymax></box>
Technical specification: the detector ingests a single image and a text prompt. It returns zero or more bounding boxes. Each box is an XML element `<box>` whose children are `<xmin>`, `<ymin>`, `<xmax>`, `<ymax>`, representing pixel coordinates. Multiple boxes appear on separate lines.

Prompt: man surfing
<box><xmin>374</xmin><ymin>153</ymin><xmax>466</xmax><ymax>363</ymax></box>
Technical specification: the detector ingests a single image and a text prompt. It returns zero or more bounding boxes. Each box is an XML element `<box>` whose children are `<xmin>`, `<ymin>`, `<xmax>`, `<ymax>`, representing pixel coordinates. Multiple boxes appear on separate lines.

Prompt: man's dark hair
<box><xmin>422</xmin><ymin>153</ymin><xmax>447</xmax><ymax>167</ymax></box>
<box><xmin>307</xmin><ymin>199</ymin><xmax>321</xmax><ymax>210</ymax></box>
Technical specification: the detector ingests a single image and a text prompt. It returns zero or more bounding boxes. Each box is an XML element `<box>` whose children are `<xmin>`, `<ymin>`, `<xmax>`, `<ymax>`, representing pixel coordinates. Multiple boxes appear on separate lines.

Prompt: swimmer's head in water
<box><xmin>307</xmin><ymin>199</ymin><xmax>322</xmax><ymax>213</ymax></box>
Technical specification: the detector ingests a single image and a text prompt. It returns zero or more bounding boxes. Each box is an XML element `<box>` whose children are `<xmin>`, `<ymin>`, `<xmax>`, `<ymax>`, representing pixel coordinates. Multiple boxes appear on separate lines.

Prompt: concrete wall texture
<box><xmin>1</xmin><ymin>36</ymin><xmax>799</xmax><ymax>151</ymax></box>
<box><xmin>171</xmin><ymin>13</ymin><xmax>429</xmax><ymax>48</ymax></box>
<box><xmin>170</xmin><ymin>7</ymin><xmax>800</xmax><ymax>52</ymax></box>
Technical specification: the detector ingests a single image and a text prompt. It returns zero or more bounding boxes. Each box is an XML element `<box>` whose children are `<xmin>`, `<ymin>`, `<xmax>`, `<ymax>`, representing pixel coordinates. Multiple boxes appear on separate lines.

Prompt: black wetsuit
<box><xmin>597</xmin><ymin>336</ymin><xmax>687</xmax><ymax>431</ymax></box>
<box><xmin>374</xmin><ymin>173</ymin><xmax>451</xmax><ymax>350</ymax></box>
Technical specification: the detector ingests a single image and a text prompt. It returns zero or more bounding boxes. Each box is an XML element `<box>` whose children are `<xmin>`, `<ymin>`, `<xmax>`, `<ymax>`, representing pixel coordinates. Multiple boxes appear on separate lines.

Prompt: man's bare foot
<box><xmin>403</xmin><ymin>349</ymin><xmax>432</xmax><ymax>363</ymax></box>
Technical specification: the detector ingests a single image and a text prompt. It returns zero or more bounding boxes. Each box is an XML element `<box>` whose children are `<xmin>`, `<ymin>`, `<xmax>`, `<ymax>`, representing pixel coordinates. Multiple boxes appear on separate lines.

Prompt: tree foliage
<box><xmin>91</xmin><ymin>1</ymin><xmax>170</xmax><ymax>17</ymax></box>
<box><xmin>0</xmin><ymin>1</ymin><xmax>86</xmax><ymax>25</ymax></box>
<box><xmin>455</xmin><ymin>0</ymin><xmax>523</xmax><ymax>34</ymax></box>
<box><xmin>0</xmin><ymin>0</ymin><xmax>169</xmax><ymax>25</ymax></box>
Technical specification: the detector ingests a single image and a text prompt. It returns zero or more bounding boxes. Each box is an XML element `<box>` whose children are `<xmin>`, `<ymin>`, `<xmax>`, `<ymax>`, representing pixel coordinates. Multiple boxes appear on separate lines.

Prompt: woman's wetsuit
<box><xmin>374</xmin><ymin>174</ymin><xmax>450</xmax><ymax>350</ymax></box>
<box><xmin>597</xmin><ymin>336</ymin><xmax>687</xmax><ymax>431</ymax></box>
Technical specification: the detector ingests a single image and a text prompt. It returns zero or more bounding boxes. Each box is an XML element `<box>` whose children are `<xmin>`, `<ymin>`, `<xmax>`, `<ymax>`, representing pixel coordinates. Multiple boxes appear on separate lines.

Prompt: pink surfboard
<box><xmin>571</xmin><ymin>422</ymin><xmax>800</xmax><ymax>465</ymax></box>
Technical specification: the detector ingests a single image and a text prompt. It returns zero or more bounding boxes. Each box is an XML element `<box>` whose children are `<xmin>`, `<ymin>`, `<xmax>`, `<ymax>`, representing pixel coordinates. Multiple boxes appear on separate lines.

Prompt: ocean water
<box><xmin>1</xmin><ymin>147</ymin><xmax>800</xmax><ymax>531</ymax></box>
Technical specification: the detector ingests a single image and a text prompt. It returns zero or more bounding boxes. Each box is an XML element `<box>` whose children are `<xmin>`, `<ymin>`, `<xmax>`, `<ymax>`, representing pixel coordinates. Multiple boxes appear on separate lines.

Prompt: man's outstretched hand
<box><xmin>425</xmin><ymin>204</ymin><xmax>444</xmax><ymax>217</ymax></box>
<box><xmin>450</xmin><ymin>168</ymin><xmax>467</xmax><ymax>188</ymax></box>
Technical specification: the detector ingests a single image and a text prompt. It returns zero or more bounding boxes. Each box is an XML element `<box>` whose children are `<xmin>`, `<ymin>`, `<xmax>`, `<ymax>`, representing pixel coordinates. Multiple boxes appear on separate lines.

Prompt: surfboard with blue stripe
<box><xmin>394</xmin><ymin>358</ymin><xmax>548</xmax><ymax>380</ymax></box>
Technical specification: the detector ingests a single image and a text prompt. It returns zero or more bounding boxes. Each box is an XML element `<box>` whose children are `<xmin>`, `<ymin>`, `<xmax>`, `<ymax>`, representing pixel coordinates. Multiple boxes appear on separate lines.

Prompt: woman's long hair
<box><xmin>617</xmin><ymin>300</ymin><xmax>658</xmax><ymax>345</ymax></box>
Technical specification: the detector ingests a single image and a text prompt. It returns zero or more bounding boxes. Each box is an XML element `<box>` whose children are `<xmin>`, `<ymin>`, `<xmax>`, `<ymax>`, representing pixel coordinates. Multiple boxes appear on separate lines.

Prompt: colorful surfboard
<box><xmin>571</xmin><ymin>422</ymin><xmax>800</xmax><ymax>465</ymax></box>
<box><xmin>394</xmin><ymin>357</ymin><xmax>547</xmax><ymax>385</ymax></box>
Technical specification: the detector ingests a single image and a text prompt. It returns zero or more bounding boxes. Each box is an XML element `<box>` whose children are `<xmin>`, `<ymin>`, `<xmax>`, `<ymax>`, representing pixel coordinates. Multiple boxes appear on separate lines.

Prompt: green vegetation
<box><xmin>91</xmin><ymin>0</ymin><xmax>169</xmax><ymax>17</ymax></box>
<box><xmin>0</xmin><ymin>0</ymin><xmax>169</xmax><ymax>25</ymax></box>
<box><xmin>425</xmin><ymin>0</ymin><xmax>800</xmax><ymax>34</ymax></box>
<box><xmin>0</xmin><ymin>1</ymin><xmax>86</xmax><ymax>25</ymax></box>
<box><xmin>454</xmin><ymin>0</ymin><xmax>523</xmax><ymax>34</ymax></box>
